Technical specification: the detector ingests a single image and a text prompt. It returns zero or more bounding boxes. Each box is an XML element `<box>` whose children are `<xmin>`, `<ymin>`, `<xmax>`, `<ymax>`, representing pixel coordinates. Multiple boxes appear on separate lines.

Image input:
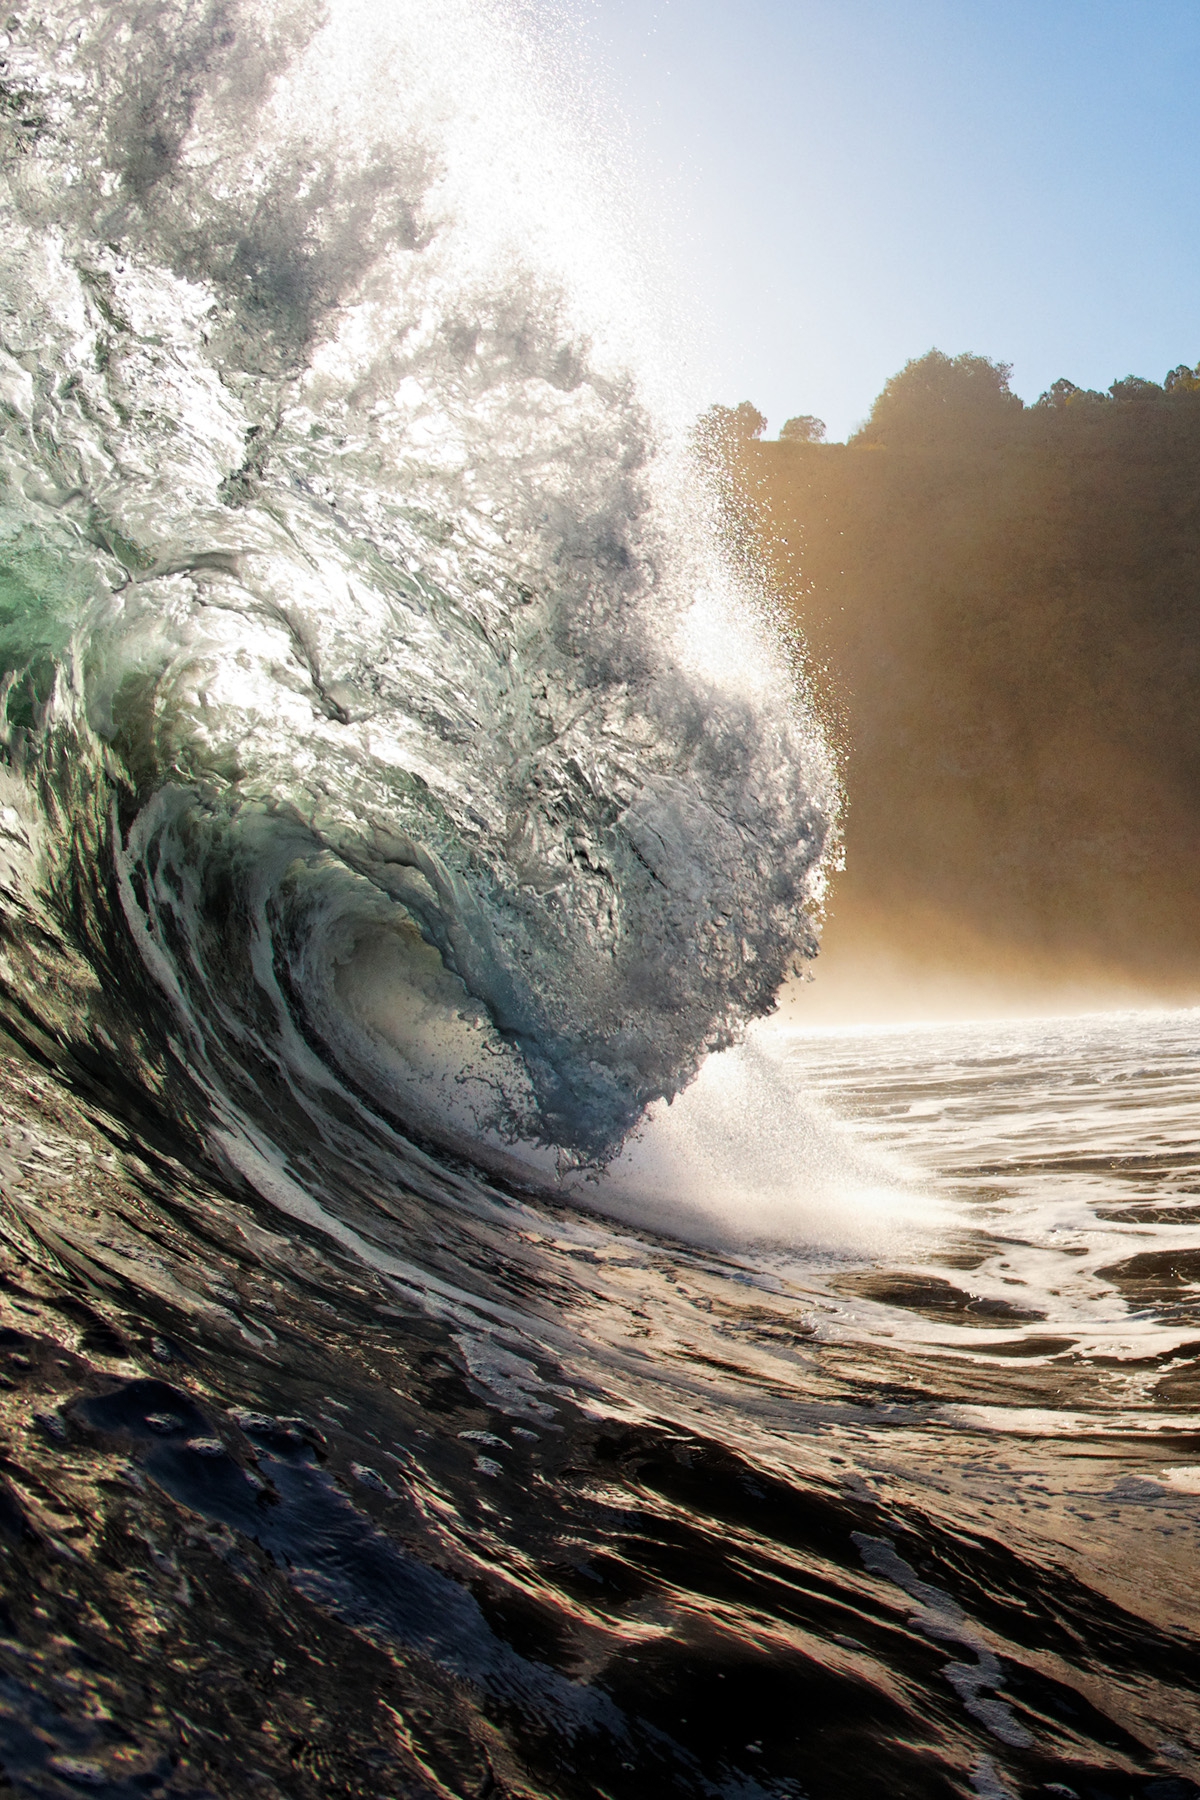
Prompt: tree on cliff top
<box><xmin>779</xmin><ymin>414</ymin><xmax>827</xmax><ymax>444</ymax></box>
<box><xmin>693</xmin><ymin>400</ymin><xmax>766</xmax><ymax>458</ymax></box>
<box><xmin>852</xmin><ymin>349</ymin><xmax>1023</xmax><ymax>445</ymax></box>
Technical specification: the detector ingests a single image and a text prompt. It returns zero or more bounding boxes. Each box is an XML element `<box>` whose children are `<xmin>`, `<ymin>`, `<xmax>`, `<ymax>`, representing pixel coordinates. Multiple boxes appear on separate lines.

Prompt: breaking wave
<box><xmin>0</xmin><ymin>0</ymin><xmax>834</xmax><ymax>1172</ymax></box>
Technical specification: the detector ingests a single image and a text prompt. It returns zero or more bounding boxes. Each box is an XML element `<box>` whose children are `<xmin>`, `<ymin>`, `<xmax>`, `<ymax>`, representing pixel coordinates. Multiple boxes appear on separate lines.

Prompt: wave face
<box><xmin>0</xmin><ymin>0</ymin><xmax>833</xmax><ymax>1166</ymax></box>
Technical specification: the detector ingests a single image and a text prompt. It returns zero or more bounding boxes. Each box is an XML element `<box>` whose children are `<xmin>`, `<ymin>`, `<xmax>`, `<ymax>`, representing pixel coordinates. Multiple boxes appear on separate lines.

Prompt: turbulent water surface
<box><xmin>0</xmin><ymin>3</ymin><xmax>1197</xmax><ymax>1797</ymax></box>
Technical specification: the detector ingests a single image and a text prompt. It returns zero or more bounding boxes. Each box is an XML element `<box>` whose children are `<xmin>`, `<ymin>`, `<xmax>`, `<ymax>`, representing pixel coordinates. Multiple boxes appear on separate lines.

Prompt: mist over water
<box><xmin>0</xmin><ymin>6</ymin><xmax>1196</xmax><ymax>1799</ymax></box>
<box><xmin>579</xmin><ymin>1024</ymin><xmax>946</xmax><ymax>1255</ymax></box>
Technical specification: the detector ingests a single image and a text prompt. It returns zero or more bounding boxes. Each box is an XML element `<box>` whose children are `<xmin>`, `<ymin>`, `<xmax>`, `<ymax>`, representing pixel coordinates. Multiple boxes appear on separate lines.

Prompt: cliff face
<box><xmin>726</xmin><ymin>373</ymin><xmax>1200</xmax><ymax>1016</ymax></box>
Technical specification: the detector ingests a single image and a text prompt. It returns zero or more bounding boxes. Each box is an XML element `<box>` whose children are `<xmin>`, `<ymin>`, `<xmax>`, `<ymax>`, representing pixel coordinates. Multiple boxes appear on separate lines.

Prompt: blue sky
<box><xmin>554</xmin><ymin>1</ymin><xmax>1200</xmax><ymax>439</ymax></box>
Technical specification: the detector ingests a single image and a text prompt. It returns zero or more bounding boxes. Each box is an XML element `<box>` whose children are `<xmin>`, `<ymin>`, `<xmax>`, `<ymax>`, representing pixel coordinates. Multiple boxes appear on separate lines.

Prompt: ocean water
<box><xmin>5</xmin><ymin>1003</ymin><xmax>1200</xmax><ymax>1798</ymax></box>
<box><xmin>0</xmin><ymin>3</ymin><xmax>1197</xmax><ymax>1797</ymax></box>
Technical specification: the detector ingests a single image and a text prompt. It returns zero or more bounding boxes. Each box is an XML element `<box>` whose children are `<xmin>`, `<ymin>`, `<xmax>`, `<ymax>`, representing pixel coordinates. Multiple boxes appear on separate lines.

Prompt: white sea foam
<box><xmin>577</xmin><ymin>1023</ymin><xmax>946</xmax><ymax>1253</ymax></box>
